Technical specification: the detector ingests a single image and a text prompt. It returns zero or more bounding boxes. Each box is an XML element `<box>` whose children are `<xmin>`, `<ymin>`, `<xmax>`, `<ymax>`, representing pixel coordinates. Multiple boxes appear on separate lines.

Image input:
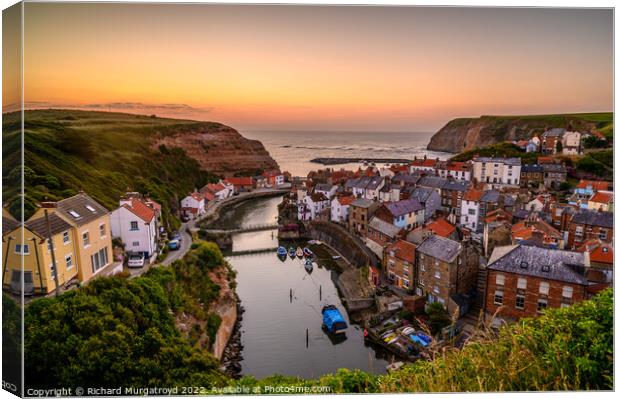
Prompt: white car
<box><xmin>127</xmin><ymin>253</ymin><xmax>145</xmax><ymax>268</ymax></box>
<box><xmin>401</xmin><ymin>327</ymin><xmax>415</xmax><ymax>335</ymax></box>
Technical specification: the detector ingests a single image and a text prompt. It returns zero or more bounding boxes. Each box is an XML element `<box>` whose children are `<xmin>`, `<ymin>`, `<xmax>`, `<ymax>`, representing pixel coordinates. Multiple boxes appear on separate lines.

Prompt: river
<box><xmin>222</xmin><ymin>195</ymin><xmax>389</xmax><ymax>379</ymax></box>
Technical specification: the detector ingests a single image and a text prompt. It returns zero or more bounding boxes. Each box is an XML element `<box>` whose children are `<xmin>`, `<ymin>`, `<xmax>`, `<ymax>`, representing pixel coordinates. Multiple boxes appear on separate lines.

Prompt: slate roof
<box><xmin>2</xmin><ymin>216</ymin><xmax>20</xmax><ymax>234</ymax></box>
<box><xmin>480</xmin><ymin>190</ymin><xmax>500</xmax><ymax>203</ymax></box>
<box><xmin>417</xmin><ymin>176</ymin><xmax>448</xmax><ymax>190</ymax></box>
<box><xmin>392</xmin><ymin>173</ymin><xmax>420</xmax><ymax>185</ymax></box>
<box><xmin>443</xmin><ymin>180</ymin><xmax>469</xmax><ymax>192</ymax></box>
<box><xmin>315</xmin><ymin>183</ymin><xmax>335</xmax><ymax>192</ymax></box>
<box><xmin>487</xmin><ymin>245</ymin><xmax>588</xmax><ymax>285</ymax></box>
<box><xmin>385</xmin><ymin>198</ymin><xmax>423</xmax><ymax>217</ymax></box>
<box><xmin>408</xmin><ymin>187</ymin><xmax>435</xmax><ymax>203</ymax></box>
<box><xmin>542</xmin><ymin>163</ymin><xmax>567</xmax><ymax>173</ymax></box>
<box><xmin>25</xmin><ymin>213</ymin><xmax>73</xmax><ymax>238</ymax></box>
<box><xmin>542</xmin><ymin>128</ymin><xmax>565</xmax><ymax>137</ymax></box>
<box><xmin>365</xmin><ymin>176</ymin><xmax>384</xmax><ymax>190</ymax></box>
<box><xmin>522</xmin><ymin>164</ymin><xmax>544</xmax><ymax>173</ymax></box>
<box><xmin>571</xmin><ymin>209</ymin><xmax>613</xmax><ymax>228</ymax></box>
<box><xmin>368</xmin><ymin>217</ymin><xmax>401</xmax><ymax>238</ymax></box>
<box><xmin>513</xmin><ymin>209</ymin><xmax>531</xmax><ymax>220</ymax></box>
<box><xmin>474</xmin><ymin>157</ymin><xmax>521</xmax><ymax>166</ymax></box>
<box><xmin>56</xmin><ymin>193</ymin><xmax>109</xmax><ymax>226</ymax></box>
<box><xmin>350</xmin><ymin>198</ymin><xmax>375</xmax><ymax>208</ymax></box>
<box><xmin>417</xmin><ymin>235</ymin><xmax>462</xmax><ymax>263</ymax></box>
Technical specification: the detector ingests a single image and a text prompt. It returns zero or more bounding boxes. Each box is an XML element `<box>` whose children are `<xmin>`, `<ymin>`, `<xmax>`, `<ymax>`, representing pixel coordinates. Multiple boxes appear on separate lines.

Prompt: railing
<box><xmin>204</xmin><ymin>223</ymin><xmax>279</xmax><ymax>234</ymax></box>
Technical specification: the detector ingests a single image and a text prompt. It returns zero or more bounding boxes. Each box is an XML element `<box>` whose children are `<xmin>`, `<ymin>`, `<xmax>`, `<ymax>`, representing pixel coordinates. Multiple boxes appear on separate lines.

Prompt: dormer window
<box><xmin>541</xmin><ymin>265</ymin><xmax>550</xmax><ymax>272</ymax></box>
<box><xmin>520</xmin><ymin>261</ymin><xmax>528</xmax><ymax>269</ymax></box>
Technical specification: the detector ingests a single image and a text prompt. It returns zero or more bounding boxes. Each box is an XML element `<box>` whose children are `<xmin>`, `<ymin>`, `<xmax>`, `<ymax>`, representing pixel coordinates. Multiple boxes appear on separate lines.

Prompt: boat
<box><xmin>277</xmin><ymin>246</ymin><xmax>287</xmax><ymax>257</ymax></box>
<box><xmin>303</xmin><ymin>247</ymin><xmax>313</xmax><ymax>258</ymax></box>
<box><xmin>288</xmin><ymin>247</ymin><xmax>296</xmax><ymax>258</ymax></box>
<box><xmin>321</xmin><ymin>305</ymin><xmax>348</xmax><ymax>334</ymax></box>
<box><xmin>296</xmin><ymin>247</ymin><xmax>304</xmax><ymax>258</ymax></box>
<box><xmin>386</xmin><ymin>361</ymin><xmax>404</xmax><ymax>372</ymax></box>
<box><xmin>304</xmin><ymin>259</ymin><xmax>313</xmax><ymax>273</ymax></box>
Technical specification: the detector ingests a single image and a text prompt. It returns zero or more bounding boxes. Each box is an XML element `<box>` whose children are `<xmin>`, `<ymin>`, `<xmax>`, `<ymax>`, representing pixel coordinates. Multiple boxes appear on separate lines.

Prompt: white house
<box><xmin>472</xmin><ymin>157</ymin><xmax>521</xmax><ymax>187</ymax></box>
<box><xmin>314</xmin><ymin>183</ymin><xmax>338</xmax><ymax>199</ymax></box>
<box><xmin>379</xmin><ymin>184</ymin><xmax>401</xmax><ymax>203</ymax></box>
<box><xmin>363</xmin><ymin>176</ymin><xmax>385</xmax><ymax>201</ymax></box>
<box><xmin>460</xmin><ymin>189</ymin><xmax>483</xmax><ymax>230</ymax></box>
<box><xmin>298</xmin><ymin>192</ymin><xmax>330</xmax><ymax>221</ymax></box>
<box><xmin>436</xmin><ymin>161</ymin><xmax>472</xmax><ymax>182</ymax></box>
<box><xmin>561</xmin><ymin>131</ymin><xmax>582</xmax><ymax>155</ymax></box>
<box><xmin>526</xmin><ymin>196</ymin><xmax>546</xmax><ymax>212</ymax></box>
<box><xmin>201</xmin><ymin>182</ymin><xmax>232</xmax><ymax>201</ymax></box>
<box><xmin>408</xmin><ymin>157</ymin><xmax>437</xmax><ymax>173</ymax></box>
<box><xmin>181</xmin><ymin>192</ymin><xmax>206</xmax><ymax>219</ymax></box>
<box><xmin>330</xmin><ymin>195</ymin><xmax>355</xmax><ymax>224</ymax></box>
<box><xmin>110</xmin><ymin>197</ymin><xmax>159</xmax><ymax>258</ymax></box>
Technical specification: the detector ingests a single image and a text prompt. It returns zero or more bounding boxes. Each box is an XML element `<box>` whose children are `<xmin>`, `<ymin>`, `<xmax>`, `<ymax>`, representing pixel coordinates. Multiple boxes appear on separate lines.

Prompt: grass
<box><xmin>2</xmin><ymin>109</ymin><xmax>221</xmax><ymax>229</ymax></box>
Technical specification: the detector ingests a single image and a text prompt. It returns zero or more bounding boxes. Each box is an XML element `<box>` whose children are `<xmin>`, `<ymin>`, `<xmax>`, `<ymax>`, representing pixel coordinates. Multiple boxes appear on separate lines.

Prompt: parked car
<box><xmin>168</xmin><ymin>239</ymin><xmax>180</xmax><ymax>250</ymax></box>
<box><xmin>127</xmin><ymin>252</ymin><xmax>145</xmax><ymax>268</ymax></box>
<box><xmin>171</xmin><ymin>232</ymin><xmax>182</xmax><ymax>241</ymax></box>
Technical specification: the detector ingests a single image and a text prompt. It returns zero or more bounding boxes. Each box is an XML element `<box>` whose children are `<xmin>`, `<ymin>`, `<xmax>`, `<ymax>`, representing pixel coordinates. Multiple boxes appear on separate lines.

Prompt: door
<box><xmin>9</xmin><ymin>270</ymin><xmax>35</xmax><ymax>296</ymax></box>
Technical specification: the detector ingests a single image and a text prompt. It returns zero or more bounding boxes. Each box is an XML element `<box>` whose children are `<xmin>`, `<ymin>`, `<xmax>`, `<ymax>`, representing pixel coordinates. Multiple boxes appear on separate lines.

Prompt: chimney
<box><xmin>40</xmin><ymin>201</ymin><xmax>57</xmax><ymax>209</ymax></box>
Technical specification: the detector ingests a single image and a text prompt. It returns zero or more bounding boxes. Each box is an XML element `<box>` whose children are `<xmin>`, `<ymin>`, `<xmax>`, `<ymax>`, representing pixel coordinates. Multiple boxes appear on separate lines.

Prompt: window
<box><xmin>434</xmin><ymin>270</ymin><xmax>441</xmax><ymax>279</ymax></box>
<box><xmin>15</xmin><ymin>244</ymin><xmax>29</xmax><ymax>255</ymax></box>
<box><xmin>507</xmin><ymin>179</ymin><xmax>511</xmax><ymax>185</ymax></box>
<box><xmin>420</xmin><ymin>254</ymin><xmax>424</xmax><ymax>260</ymax></box>
<box><xmin>562</xmin><ymin>286</ymin><xmax>573</xmax><ymax>299</ymax></box>
<box><xmin>515</xmin><ymin>295</ymin><xmax>525</xmax><ymax>310</ymax></box>
<box><xmin>82</xmin><ymin>232</ymin><xmax>90</xmax><ymax>247</ymax></box>
<box><xmin>50</xmin><ymin>263</ymin><xmax>57</xmax><ymax>280</ymax></box>
<box><xmin>537</xmin><ymin>298</ymin><xmax>548</xmax><ymax>312</ymax></box>
<box><xmin>599</xmin><ymin>229</ymin><xmax>608</xmax><ymax>240</ymax></box>
<box><xmin>496</xmin><ymin>274</ymin><xmax>505</xmax><ymax>286</ymax></box>
<box><xmin>433</xmin><ymin>285</ymin><xmax>439</xmax><ymax>294</ymax></box>
<box><xmin>575</xmin><ymin>226</ymin><xmax>584</xmax><ymax>237</ymax></box>
<box><xmin>420</xmin><ymin>262</ymin><xmax>425</xmax><ymax>272</ymax></box>
<box><xmin>99</xmin><ymin>224</ymin><xmax>106</xmax><ymax>237</ymax></box>
<box><xmin>85</xmin><ymin>205</ymin><xmax>96</xmax><ymax>213</ymax></box>
<box><xmin>47</xmin><ymin>240</ymin><xmax>53</xmax><ymax>252</ymax></box>
<box><xmin>130</xmin><ymin>221</ymin><xmax>139</xmax><ymax>231</ymax></box>
<box><xmin>468</xmin><ymin>209</ymin><xmax>475</xmax><ymax>215</ymax></box>
<box><xmin>517</xmin><ymin>278</ymin><xmax>527</xmax><ymax>289</ymax></box>
<box><xmin>63</xmin><ymin>231</ymin><xmax>70</xmax><ymax>243</ymax></box>
<box><xmin>494</xmin><ymin>290</ymin><xmax>504</xmax><ymax>305</ymax></box>
<box><xmin>539</xmin><ymin>281</ymin><xmax>550</xmax><ymax>295</ymax></box>
<box><xmin>403</xmin><ymin>279</ymin><xmax>409</xmax><ymax>289</ymax></box>
<box><xmin>132</xmin><ymin>241</ymin><xmax>140</xmax><ymax>247</ymax></box>
<box><xmin>65</xmin><ymin>255</ymin><xmax>73</xmax><ymax>270</ymax></box>
<box><xmin>91</xmin><ymin>247</ymin><xmax>109</xmax><ymax>274</ymax></box>
<box><xmin>68</xmin><ymin>210</ymin><xmax>80</xmax><ymax>218</ymax></box>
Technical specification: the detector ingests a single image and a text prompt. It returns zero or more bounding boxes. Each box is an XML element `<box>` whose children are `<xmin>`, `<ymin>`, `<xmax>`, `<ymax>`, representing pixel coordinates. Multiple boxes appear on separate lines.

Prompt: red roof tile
<box><xmin>386</xmin><ymin>239</ymin><xmax>416</xmax><ymax>264</ymax></box>
<box><xmin>463</xmin><ymin>188</ymin><xmax>484</xmax><ymax>202</ymax></box>
<box><xmin>426</xmin><ymin>218</ymin><xmax>456</xmax><ymax>238</ymax></box>
<box><xmin>577</xmin><ymin>180</ymin><xmax>611</xmax><ymax>191</ymax></box>
<box><xmin>124</xmin><ymin>199</ymin><xmax>156</xmax><ymax>223</ymax></box>
<box><xmin>576</xmin><ymin>239</ymin><xmax>613</xmax><ymax>264</ymax></box>
<box><xmin>590</xmin><ymin>191</ymin><xmax>613</xmax><ymax>204</ymax></box>
<box><xmin>410</xmin><ymin>159</ymin><xmax>437</xmax><ymax>168</ymax></box>
<box><xmin>337</xmin><ymin>195</ymin><xmax>356</xmax><ymax>206</ymax></box>
<box><xmin>225</xmin><ymin>177</ymin><xmax>254</xmax><ymax>186</ymax></box>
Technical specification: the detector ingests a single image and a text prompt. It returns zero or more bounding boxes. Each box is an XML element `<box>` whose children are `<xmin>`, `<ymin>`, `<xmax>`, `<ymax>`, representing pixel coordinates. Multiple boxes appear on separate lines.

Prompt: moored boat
<box><xmin>288</xmin><ymin>247</ymin><xmax>296</xmax><ymax>258</ymax></box>
<box><xmin>303</xmin><ymin>247</ymin><xmax>313</xmax><ymax>258</ymax></box>
<box><xmin>277</xmin><ymin>246</ymin><xmax>287</xmax><ymax>256</ymax></box>
<box><xmin>321</xmin><ymin>305</ymin><xmax>348</xmax><ymax>335</ymax></box>
<box><xmin>304</xmin><ymin>259</ymin><xmax>313</xmax><ymax>273</ymax></box>
<box><xmin>296</xmin><ymin>247</ymin><xmax>304</xmax><ymax>258</ymax></box>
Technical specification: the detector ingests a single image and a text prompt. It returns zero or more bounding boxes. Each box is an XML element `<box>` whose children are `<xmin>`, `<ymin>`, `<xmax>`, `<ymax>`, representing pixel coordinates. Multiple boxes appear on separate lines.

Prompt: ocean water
<box><xmin>241</xmin><ymin>130</ymin><xmax>450</xmax><ymax>176</ymax></box>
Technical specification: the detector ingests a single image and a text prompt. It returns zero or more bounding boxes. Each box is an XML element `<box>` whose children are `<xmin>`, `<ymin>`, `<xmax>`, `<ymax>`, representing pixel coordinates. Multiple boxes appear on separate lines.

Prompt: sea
<box><xmin>240</xmin><ymin>130</ymin><xmax>451</xmax><ymax>177</ymax></box>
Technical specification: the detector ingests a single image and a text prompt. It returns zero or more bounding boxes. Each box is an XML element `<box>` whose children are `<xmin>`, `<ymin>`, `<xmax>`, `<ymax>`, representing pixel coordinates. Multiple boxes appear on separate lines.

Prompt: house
<box><xmin>416</xmin><ymin>235</ymin><xmax>478</xmax><ymax>314</ymax></box>
<box><xmin>436</xmin><ymin>161</ymin><xmax>471</xmax><ymax>181</ymax></box>
<box><xmin>574</xmin><ymin>180</ymin><xmax>612</xmax><ymax>203</ymax></box>
<box><xmin>408</xmin><ymin>157</ymin><xmax>437</xmax><ymax>173</ymax></box>
<box><xmin>588</xmin><ymin>191</ymin><xmax>613</xmax><ymax>212</ymax></box>
<box><xmin>330</xmin><ymin>195</ymin><xmax>355</xmax><ymax>224</ymax></box>
<box><xmin>406</xmin><ymin>187</ymin><xmax>441</xmax><ymax>222</ymax></box>
<box><xmin>511</xmin><ymin>215</ymin><xmax>564</xmax><ymax>249</ymax></box>
<box><xmin>392</xmin><ymin>172</ymin><xmax>421</xmax><ymax>187</ymax></box>
<box><xmin>201</xmin><ymin>182</ymin><xmax>232</xmax><ymax>201</ymax></box>
<box><xmin>297</xmin><ymin>192</ymin><xmax>330</xmax><ymax>221</ymax></box>
<box><xmin>541</xmin><ymin>164</ymin><xmax>567</xmax><ymax>190</ymax></box>
<box><xmin>348</xmin><ymin>198</ymin><xmax>379</xmax><ymax>237</ymax></box>
<box><xmin>417</xmin><ymin>175</ymin><xmax>448</xmax><ymax>196</ymax></box>
<box><xmin>426</xmin><ymin>217</ymin><xmax>457</xmax><ymax>240</ymax></box>
<box><xmin>472</xmin><ymin>157</ymin><xmax>521</xmax><ymax>187</ymax></box>
<box><xmin>460</xmin><ymin>188</ymin><xmax>484</xmax><ymax>230</ymax></box>
<box><xmin>366</xmin><ymin>217</ymin><xmax>402</xmax><ymax>258</ymax></box>
<box><xmin>110</xmin><ymin>195</ymin><xmax>160</xmax><ymax>259</ymax></box>
<box><xmin>384</xmin><ymin>240</ymin><xmax>416</xmax><ymax>290</ymax></box>
<box><xmin>525</xmin><ymin>138</ymin><xmax>539</xmax><ymax>153</ymax></box>
<box><xmin>441</xmin><ymin>180</ymin><xmax>469</xmax><ymax>224</ymax></box>
<box><xmin>262</xmin><ymin>170</ymin><xmax>285</xmax><ymax>187</ymax></box>
<box><xmin>567</xmin><ymin>209</ymin><xmax>613</xmax><ymax>249</ymax></box>
<box><xmin>253</xmin><ymin>175</ymin><xmax>268</xmax><ymax>189</ymax></box>
<box><xmin>520</xmin><ymin>164</ymin><xmax>544</xmax><ymax>188</ymax></box>
<box><xmin>378</xmin><ymin>183</ymin><xmax>401</xmax><ymax>203</ymax></box>
<box><xmin>375</xmin><ymin>198</ymin><xmax>424</xmax><ymax>230</ymax></box>
<box><xmin>561</xmin><ymin>131</ymin><xmax>582</xmax><ymax>155</ymax></box>
<box><xmin>541</xmin><ymin>128</ymin><xmax>565</xmax><ymax>154</ymax></box>
<box><xmin>485</xmin><ymin>245</ymin><xmax>589</xmax><ymax>322</ymax></box>
<box><xmin>314</xmin><ymin>183</ymin><xmax>338</xmax><ymax>199</ymax></box>
<box><xmin>225</xmin><ymin>177</ymin><xmax>255</xmax><ymax>192</ymax></box>
<box><xmin>2</xmin><ymin>212</ymin><xmax>78</xmax><ymax>295</ymax></box>
<box><xmin>181</xmin><ymin>192</ymin><xmax>206</xmax><ymax>219</ymax></box>
<box><xmin>478</xmin><ymin>190</ymin><xmax>503</xmax><ymax>230</ymax></box>
<box><xmin>362</xmin><ymin>176</ymin><xmax>385</xmax><ymax>200</ymax></box>
<box><xmin>526</xmin><ymin>195</ymin><xmax>547</xmax><ymax>212</ymax></box>
<box><xmin>29</xmin><ymin>193</ymin><xmax>114</xmax><ymax>285</ymax></box>
<box><xmin>576</xmin><ymin>239</ymin><xmax>613</xmax><ymax>283</ymax></box>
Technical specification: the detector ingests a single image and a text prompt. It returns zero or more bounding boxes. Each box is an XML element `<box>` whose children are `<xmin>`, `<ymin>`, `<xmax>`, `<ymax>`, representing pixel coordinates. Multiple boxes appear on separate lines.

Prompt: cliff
<box><xmin>427</xmin><ymin>113</ymin><xmax>610</xmax><ymax>153</ymax></box>
<box><xmin>152</xmin><ymin>124</ymin><xmax>279</xmax><ymax>177</ymax></box>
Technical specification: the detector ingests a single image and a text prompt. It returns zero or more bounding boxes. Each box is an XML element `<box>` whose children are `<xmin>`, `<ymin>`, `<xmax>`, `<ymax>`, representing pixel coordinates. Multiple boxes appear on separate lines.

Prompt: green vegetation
<box><xmin>2</xmin><ymin>109</ymin><xmax>220</xmax><ymax>228</ymax></box>
<box><xmin>238</xmin><ymin>289</ymin><xmax>613</xmax><ymax>392</ymax></box>
<box><xmin>450</xmin><ymin>142</ymin><xmax>539</xmax><ymax>164</ymax></box>
<box><xmin>23</xmin><ymin>241</ymin><xmax>232</xmax><ymax>389</ymax></box>
<box><xmin>576</xmin><ymin>149</ymin><xmax>613</xmax><ymax>179</ymax></box>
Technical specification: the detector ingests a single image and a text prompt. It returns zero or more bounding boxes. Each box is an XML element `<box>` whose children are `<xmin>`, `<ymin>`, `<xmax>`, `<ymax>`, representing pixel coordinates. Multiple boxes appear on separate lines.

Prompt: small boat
<box><xmin>332</xmin><ymin>255</ymin><xmax>341</xmax><ymax>260</ymax></box>
<box><xmin>386</xmin><ymin>361</ymin><xmax>404</xmax><ymax>372</ymax></box>
<box><xmin>303</xmin><ymin>247</ymin><xmax>313</xmax><ymax>258</ymax></box>
<box><xmin>296</xmin><ymin>247</ymin><xmax>304</xmax><ymax>258</ymax></box>
<box><xmin>304</xmin><ymin>259</ymin><xmax>313</xmax><ymax>273</ymax></box>
<box><xmin>321</xmin><ymin>305</ymin><xmax>348</xmax><ymax>335</ymax></box>
<box><xmin>277</xmin><ymin>246</ymin><xmax>287</xmax><ymax>257</ymax></box>
<box><xmin>288</xmin><ymin>247</ymin><xmax>296</xmax><ymax>258</ymax></box>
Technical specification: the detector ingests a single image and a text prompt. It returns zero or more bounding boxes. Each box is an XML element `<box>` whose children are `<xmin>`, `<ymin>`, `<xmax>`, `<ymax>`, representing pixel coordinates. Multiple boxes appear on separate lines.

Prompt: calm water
<box><xmin>224</xmin><ymin>196</ymin><xmax>389</xmax><ymax>378</ymax></box>
<box><xmin>241</xmin><ymin>130</ymin><xmax>450</xmax><ymax>176</ymax></box>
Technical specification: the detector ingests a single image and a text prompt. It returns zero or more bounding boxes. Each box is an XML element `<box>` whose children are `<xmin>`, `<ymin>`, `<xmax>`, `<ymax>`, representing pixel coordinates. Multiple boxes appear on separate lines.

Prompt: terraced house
<box><xmin>472</xmin><ymin>157</ymin><xmax>521</xmax><ymax>187</ymax></box>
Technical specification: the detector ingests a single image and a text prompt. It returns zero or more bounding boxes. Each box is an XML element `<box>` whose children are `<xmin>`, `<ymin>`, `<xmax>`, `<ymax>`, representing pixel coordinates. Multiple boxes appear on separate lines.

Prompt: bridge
<box><xmin>203</xmin><ymin>223</ymin><xmax>279</xmax><ymax>235</ymax></box>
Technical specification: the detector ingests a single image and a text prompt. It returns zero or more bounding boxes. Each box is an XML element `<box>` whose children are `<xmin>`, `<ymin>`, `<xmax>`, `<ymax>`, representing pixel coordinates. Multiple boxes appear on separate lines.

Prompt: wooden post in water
<box><xmin>290</xmin><ymin>288</ymin><xmax>293</xmax><ymax>303</ymax></box>
<box><xmin>306</xmin><ymin>328</ymin><xmax>309</xmax><ymax>348</ymax></box>
<box><xmin>319</xmin><ymin>285</ymin><xmax>322</xmax><ymax>301</ymax></box>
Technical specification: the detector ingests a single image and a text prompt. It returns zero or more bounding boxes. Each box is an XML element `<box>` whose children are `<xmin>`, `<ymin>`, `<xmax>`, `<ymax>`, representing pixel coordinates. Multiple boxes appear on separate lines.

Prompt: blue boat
<box><xmin>409</xmin><ymin>332</ymin><xmax>432</xmax><ymax>347</ymax></box>
<box><xmin>288</xmin><ymin>247</ymin><xmax>296</xmax><ymax>258</ymax></box>
<box><xmin>321</xmin><ymin>305</ymin><xmax>348</xmax><ymax>334</ymax></box>
<box><xmin>277</xmin><ymin>246</ymin><xmax>287</xmax><ymax>257</ymax></box>
<box><xmin>304</xmin><ymin>259</ymin><xmax>313</xmax><ymax>273</ymax></box>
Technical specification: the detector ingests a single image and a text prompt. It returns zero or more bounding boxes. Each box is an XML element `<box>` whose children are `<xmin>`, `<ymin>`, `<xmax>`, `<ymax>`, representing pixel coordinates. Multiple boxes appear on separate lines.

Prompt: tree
<box><xmin>555</xmin><ymin>140</ymin><xmax>563</xmax><ymax>154</ymax></box>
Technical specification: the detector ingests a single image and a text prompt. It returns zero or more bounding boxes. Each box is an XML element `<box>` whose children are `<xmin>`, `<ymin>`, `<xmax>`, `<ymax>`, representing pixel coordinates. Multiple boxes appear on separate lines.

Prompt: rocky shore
<box><xmin>220</xmin><ymin>299</ymin><xmax>245</xmax><ymax>378</ymax></box>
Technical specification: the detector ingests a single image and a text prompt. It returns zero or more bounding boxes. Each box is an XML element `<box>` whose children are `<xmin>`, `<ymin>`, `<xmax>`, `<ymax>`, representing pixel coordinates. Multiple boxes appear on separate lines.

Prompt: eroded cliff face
<box><xmin>427</xmin><ymin>115</ymin><xmax>597</xmax><ymax>153</ymax></box>
<box><xmin>153</xmin><ymin>124</ymin><xmax>279</xmax><ymax>177</ymax></box>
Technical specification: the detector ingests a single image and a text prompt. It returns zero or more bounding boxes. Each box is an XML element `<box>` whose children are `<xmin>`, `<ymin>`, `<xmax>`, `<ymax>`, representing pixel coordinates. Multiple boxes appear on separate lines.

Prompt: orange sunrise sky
<box><xmin>4</xmin><ymin>3</ymin><xmax>614</xmax><ymax>131</ymax></box>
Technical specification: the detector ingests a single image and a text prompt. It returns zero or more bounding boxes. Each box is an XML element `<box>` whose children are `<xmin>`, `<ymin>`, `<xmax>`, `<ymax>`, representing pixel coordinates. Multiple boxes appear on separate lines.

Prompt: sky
<box><xmin>4</xmin><ymin>3</ymin><xmax>614</xmax><ymax>132</ymax></box>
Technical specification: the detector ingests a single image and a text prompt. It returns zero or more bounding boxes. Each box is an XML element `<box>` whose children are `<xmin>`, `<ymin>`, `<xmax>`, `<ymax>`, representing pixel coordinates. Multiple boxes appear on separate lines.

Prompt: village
<box><xmin>1</xmin><ymin>126</ymin><xmax>613</xmax><ymax>366</ymax></box>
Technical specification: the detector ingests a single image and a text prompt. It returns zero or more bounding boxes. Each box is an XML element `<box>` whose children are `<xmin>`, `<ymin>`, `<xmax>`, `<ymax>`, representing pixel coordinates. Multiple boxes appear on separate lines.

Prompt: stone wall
<box><xmin>306</xmin><ymin>221</ymin><xmax>380</xmax><ymax>267</ymax></box>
